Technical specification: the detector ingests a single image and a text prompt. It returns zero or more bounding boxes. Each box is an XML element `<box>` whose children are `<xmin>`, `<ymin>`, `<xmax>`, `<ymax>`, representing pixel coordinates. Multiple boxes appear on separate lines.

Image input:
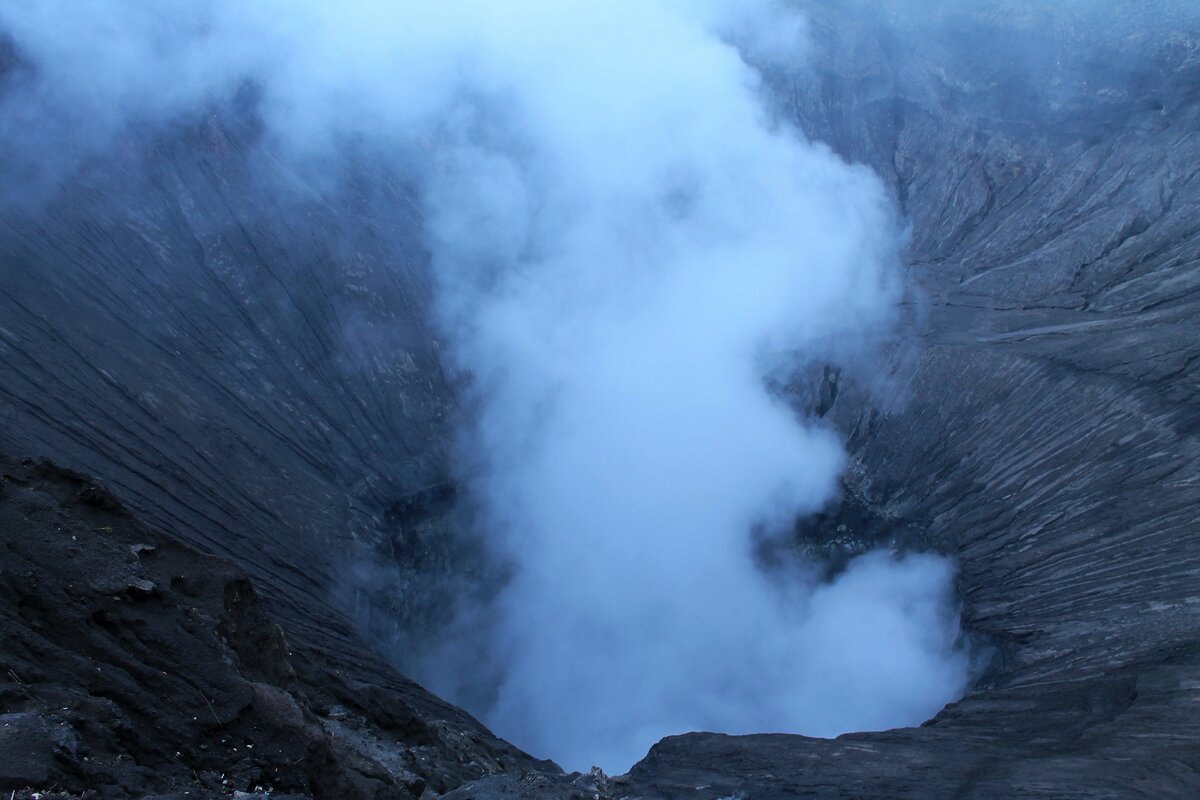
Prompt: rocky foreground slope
<box><xmin>2</xmin><ymin>5</ymin><xmax>1199</xmax><ymax>799</ymax></box>
<box><xmin>0</xmin><ymin>456</ymin><xmax>544</xmax><ymax>798</ymax></box>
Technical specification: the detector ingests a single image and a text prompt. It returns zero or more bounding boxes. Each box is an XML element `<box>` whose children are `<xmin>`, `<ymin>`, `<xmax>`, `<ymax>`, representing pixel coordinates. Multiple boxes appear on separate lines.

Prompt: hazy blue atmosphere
<box><xmin>0</xmin><ymin>0</ymin><xmax>980</xmax><ymax>773</ymax></box>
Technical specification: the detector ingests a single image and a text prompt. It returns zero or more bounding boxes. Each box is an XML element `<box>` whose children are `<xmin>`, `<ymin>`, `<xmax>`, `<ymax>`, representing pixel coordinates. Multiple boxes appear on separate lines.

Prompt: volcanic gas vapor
<box><xmin>0</xmin><ymin>0</ymin><xmax>970</xmax><ymax>772</ymax></box>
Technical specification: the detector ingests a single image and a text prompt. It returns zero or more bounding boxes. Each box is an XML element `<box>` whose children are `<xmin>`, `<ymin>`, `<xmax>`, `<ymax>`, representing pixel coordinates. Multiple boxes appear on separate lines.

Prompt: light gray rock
<box><xmin>621</xmin><ymin>6</ymin><xmax>1200</xmax><ymax>799</ymax></box>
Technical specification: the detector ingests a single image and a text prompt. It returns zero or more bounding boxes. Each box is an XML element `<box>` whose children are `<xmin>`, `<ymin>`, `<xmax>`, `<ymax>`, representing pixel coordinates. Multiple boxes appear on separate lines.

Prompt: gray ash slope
<box><xmin>2</xmin><ymin>5</ymin><xmax>1200</xmax><ymax>800</ymax></box>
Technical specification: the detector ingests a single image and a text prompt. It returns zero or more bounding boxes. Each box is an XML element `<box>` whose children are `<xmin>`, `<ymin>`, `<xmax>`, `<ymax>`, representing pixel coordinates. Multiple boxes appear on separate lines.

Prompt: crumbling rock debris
<box><xmin>0</xmin><ymin>458</ymin><xmax>545</xmax><ymax>799</ymax></box>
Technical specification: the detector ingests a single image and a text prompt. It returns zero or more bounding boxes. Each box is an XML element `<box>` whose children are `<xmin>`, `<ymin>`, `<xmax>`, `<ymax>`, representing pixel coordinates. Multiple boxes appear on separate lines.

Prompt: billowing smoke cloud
<box><xmin>1</xmin><ymin>0</ymin><xmax>970</xmax><ymax>773</ymax></box>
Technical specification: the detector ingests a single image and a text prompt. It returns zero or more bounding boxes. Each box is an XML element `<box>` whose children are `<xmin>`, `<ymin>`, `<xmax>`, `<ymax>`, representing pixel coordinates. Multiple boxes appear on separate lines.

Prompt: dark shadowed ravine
<box><xmin>2</xmin><ymin>4</ymin><xmax>1199</xmax><ymax>799</ymax></box>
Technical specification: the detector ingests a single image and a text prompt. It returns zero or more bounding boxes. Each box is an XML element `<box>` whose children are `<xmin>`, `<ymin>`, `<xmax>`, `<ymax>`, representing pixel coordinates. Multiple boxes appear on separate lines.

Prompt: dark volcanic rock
<box><xmin>0</xmin><ymin>712</ymin><xmax>80</xmax><ymax>787</ymax></box>
<box><xmin>0</xmin><ymin>457</ymin><xmax>544</xmax><ymax>798</ymax></box>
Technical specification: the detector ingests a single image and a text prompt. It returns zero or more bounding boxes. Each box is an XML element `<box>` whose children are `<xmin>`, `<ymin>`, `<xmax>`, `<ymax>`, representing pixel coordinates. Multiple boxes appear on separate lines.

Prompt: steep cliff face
<box><xmin>0</xmin><ymin>107</ymin><xmax>464</xmax><ymax>650</ymax></box>
<box><xmin>1</xmin><ymin>6</ymin><xmax>1199</xmax><ymax>800</ymax></box>
<box><xmin>614</xmin><ymin>11</ymin><xmax>1200</xmax><ymax>799</ymax></box>
<box><xmin>0</xmin><ymin>96</ymin><xmax>505</xmax><ymax>798</ymax></box>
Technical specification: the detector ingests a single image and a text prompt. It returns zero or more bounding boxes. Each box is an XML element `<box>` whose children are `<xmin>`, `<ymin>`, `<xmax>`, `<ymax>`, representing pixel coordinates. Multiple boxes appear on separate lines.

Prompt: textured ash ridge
<box><xmin>2</xmin><ymin>5</ymin><xmax>1200</xmax><ymax>800</ymax></box>
<box><xmin>0</xmin><ymin>457</ymin><xmax>545</xmax><ymax>799</ymax></box>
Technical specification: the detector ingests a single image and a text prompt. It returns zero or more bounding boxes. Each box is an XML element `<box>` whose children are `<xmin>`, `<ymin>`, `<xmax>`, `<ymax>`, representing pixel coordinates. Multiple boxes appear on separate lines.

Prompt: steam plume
<box><xmin>0</xmin><ymin>0</ymin><xmax>970</xmax><ymax>772</ymax></box>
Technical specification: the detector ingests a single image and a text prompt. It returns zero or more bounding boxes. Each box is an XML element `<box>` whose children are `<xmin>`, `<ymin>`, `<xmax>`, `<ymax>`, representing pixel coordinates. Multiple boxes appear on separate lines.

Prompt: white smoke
<box><xmin>1</xmin><ymin>0</ymin><xmax>969</xmax><ymax>773</ymax></box>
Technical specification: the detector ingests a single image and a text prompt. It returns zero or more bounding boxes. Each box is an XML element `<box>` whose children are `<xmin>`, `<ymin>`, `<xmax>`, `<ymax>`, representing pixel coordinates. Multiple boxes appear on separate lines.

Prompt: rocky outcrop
<box><xmin>0</xmin><ymin>457</ymin><xmax>544</xmax><ymax>798</ymax></box>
